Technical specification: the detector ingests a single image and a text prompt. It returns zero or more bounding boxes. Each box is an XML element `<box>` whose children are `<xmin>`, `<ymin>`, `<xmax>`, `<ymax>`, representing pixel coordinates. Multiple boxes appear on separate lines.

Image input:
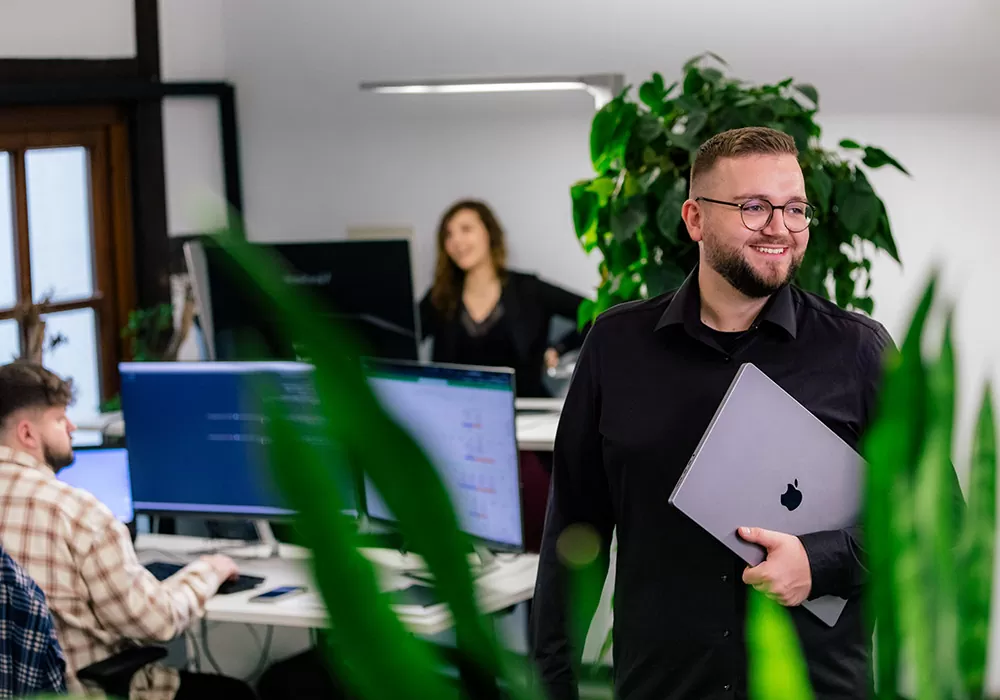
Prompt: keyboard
<box><xmin>144</xmin><ymin>561</ymin><xmax>265</xmax><ymax>595</ymax></box>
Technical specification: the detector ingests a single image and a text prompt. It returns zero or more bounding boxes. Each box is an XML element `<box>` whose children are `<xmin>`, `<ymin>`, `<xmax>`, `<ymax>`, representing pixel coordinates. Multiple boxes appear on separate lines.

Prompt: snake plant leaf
<box><xmin>209</xmin><ymin>221</ymin><xmax>543</xmax><ymax>700</ymax></box>
<box><xmin>746</xmin><ymin>590</ymin><xmax>815</xmax><ymax>700</ymax></box>
<box><xmin>958</xmin><ymin>385</ymin><xmax>997</xmax><ymax>697</ymax></box>
<box><xmin>258</xmin><ymin>379</ymin><xmax>457</xmax><ymax>699</ymax></box>
<box><xmin>861</xmin><ymin>271</ymin><xmax>938</xmax><ymax>700</ymax></box>
<box><xmin>908</xmin><ymin>309</ymin><xmax>960</xmax><ymax>699</ymax></box>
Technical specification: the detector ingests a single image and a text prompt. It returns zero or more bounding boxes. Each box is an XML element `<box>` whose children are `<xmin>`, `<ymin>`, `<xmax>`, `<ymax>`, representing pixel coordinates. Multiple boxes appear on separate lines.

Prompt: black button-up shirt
<box><xmin>531</xmin><ymin>269</ymin><xmax>896</xmax><ymax>700</ymax></box>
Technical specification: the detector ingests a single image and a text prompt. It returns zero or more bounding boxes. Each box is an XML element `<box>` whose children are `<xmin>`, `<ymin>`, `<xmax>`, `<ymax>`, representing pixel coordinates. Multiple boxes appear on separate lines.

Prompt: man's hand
<box><xmin>544</xmin><ymin>348</ymin><xmax>560</xmax><ymax>370</ymax></box>
<box><xmin>201</xmin><ymin>554</ymin><xmax>239</xmax><ymax>583</ymax></box>
<box><xmin>739</xmin><ymin>526</ymin><xmax>812</xmax><ymax>607</ymax></box>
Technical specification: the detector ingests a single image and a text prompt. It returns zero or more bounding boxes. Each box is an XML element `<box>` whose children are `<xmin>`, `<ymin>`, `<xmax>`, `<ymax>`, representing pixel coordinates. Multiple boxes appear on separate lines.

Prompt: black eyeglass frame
<box><xmin>695</xmin><ymin>196</ymin><xmax>814</xmax><ymax>233</ymax></box>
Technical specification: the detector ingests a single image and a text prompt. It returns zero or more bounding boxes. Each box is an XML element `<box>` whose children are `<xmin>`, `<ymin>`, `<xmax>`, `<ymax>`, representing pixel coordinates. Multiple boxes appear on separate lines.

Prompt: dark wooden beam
<box><xmin>0</xmin><ymin>59</ymin><xmax>137</xmax><ymax>84</ymax></box>
<box><xmin>130</xmin><ymin>0</ymin><xmax>170</xmax><ymax>309</ymax></box>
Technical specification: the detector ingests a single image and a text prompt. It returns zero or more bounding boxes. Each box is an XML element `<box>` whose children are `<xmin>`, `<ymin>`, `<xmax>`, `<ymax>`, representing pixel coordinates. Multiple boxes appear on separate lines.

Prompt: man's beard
<box><xmin>43</xmin><ymin>443</ymin><xmax>74</xmax><ymax>472</ymax></box>
<box><xmin>705</xmin><ymin>237</ymin><xmax>802</xmax><ymax>299</ymax></box>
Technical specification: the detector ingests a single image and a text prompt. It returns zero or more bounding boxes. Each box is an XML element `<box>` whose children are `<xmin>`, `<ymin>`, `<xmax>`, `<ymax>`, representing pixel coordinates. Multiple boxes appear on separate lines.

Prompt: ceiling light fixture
<box><xmin>359</xmin><ymin>74</ymin><xmax>624</xmax><ymax>109</ymax></box>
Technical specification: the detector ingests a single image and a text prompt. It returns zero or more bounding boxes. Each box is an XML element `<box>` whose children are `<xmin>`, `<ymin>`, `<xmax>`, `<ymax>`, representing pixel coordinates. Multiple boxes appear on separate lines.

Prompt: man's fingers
<box><xmin>739</xmin><ymin>526</ymin><xmax>783</xmax><ymax>550</ymax></box>
<box><xmin>742</xmin><ymin>564</ymin><xmax>768</xmax><ymax>586</ymax></box>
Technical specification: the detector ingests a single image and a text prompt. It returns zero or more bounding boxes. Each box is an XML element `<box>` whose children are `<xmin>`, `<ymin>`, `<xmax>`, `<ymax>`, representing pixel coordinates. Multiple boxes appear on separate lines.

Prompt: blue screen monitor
<box><xmin>58</xmin><ymin>447</ymin><xmax>134</xmax><ymax>523</ymax></box>
<box><xmin>118</xmin><ymin>361</ymin><xmax>357</xmax><ymax>519</ymax></box>
<box><xmin>361</xmin><ymin>359</ymin><xmax>524</xmax><ymax>552</ymax></box>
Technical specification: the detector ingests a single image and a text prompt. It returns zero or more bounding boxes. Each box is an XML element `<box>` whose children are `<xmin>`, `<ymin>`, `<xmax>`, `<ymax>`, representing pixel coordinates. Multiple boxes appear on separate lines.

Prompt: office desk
<box><xmin>136</xmin><ymin>535</ymin><xmax>538</xmax><ymax>637</ymax></box>
<box><xmin>515</xmin><ymin>412</ymin><xmax>560</xmax><ymax>452</ymax></box>
<box><xmin>85</xmin><ymin>411</ymin><xmax>562</xmax><ymax>453</ymax></box>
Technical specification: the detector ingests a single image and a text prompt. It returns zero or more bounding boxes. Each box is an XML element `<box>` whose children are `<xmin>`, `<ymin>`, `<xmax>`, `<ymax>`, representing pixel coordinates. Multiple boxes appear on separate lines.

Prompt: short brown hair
<box><xmin>689</xmin><ymin>127</ymin><xmax>798</xmax><ymax>195</ymax></box>
<box><xmin>0</xmin><ymin>362</ymin><xmax>74</xmax><ymax>432</ymax></box>
<box><xmin>430</xmin><ymin>199</ymin><xmax>509</xmax><ymax>318</ymax></box>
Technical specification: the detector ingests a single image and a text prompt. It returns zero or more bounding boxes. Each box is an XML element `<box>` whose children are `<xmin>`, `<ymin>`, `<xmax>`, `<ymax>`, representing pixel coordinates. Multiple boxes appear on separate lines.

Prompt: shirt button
<box><xmin>723</xmin><ymin>629</ymin><xmax>731</xmax><ymax>638</ymax></box>
<box><xmin>724</xmin><ymin>684</ymin><xmax>732</xmax><ymax>691</ymax></box>
<box><xmin>721</xmin><ymin>574</ymin><xmax>728</xmax><ymax>582</ymax></box>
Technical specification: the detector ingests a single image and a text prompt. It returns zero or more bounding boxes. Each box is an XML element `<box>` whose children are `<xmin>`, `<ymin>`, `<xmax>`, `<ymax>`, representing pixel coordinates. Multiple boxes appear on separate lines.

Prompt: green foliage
<box><xmin>571</xmin><ymin>53</ymin><xmax>908</xmax><ymax>323</ymax></box>
<box><xmin>208</xmin><ymin>221</ymin><xmax>546</xmax><ymax>700</ymax></box>
<box><xmin>122</xmin><ymin>304</ymin><xmax>174</xmax><ymax>362</ymax></box>
<box><xmin>860</xmin><ymin>270</ymin><xmax>998</xmax><ymax>700</ymax></box>
<box><xmin>746</xmin><ymin>590</ymin><xmax>815</xmax><ymax>700</ymax></box>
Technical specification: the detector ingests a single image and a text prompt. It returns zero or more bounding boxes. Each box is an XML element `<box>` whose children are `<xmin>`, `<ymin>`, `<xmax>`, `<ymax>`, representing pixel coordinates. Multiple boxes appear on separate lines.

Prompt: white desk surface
<box><xmin>136</xmin><ymin>535</ymin><xmax>538</xmax><ymax>637</ymax></box>
<box><xmin>86</xmin><ymin>410</ymin><xmax>562</xmax><ymax>452</ymax></box>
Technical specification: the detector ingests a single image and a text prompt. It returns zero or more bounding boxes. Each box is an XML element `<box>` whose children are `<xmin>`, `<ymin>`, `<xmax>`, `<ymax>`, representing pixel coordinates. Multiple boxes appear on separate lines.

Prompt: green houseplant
<box><xmin>571</xmin><ymin>53</ymin><xmax>910</xmax><ymax>325</ymax></box>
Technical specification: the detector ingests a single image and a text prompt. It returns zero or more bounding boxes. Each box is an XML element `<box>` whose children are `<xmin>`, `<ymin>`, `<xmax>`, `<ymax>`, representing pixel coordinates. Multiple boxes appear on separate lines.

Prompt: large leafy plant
<box><xmin>571</xmin><ymin>53</ymin><xmax>909</xmax><ymax>324</ymax></box>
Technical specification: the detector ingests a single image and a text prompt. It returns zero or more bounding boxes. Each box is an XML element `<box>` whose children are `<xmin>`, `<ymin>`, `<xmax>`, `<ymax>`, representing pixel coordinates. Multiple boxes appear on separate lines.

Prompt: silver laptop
<box><xmin>668</xmin><ymin>363</ymin><xmax>864</xmax><ymax>627</ymax></box>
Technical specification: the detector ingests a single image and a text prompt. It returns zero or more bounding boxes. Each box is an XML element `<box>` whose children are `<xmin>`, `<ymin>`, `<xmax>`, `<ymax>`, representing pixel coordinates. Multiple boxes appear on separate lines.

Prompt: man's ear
<box><xmin>14</xmin><ymin>416</ymin><xmax>38</xmax><ymax>450</ymax></box>
<box><xmin>682</xmin><ymin>198</ymin><xmax>704</xmax><ymax>244</ymax></box>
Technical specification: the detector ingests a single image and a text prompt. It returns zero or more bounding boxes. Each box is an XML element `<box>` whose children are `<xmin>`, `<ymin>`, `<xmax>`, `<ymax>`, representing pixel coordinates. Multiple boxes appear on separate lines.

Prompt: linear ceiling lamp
<box><xmin>359</xmin><ymin>74</ymin><xmax>624</xmax><ymax>109</ymax></box>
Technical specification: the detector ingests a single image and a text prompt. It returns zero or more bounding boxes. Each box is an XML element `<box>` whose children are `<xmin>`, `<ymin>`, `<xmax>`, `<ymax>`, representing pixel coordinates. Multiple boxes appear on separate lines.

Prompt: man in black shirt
<box><xmin>531</xmin><ymin>127</ymin><xmax>894</xmax><ymax>699</ymax></box>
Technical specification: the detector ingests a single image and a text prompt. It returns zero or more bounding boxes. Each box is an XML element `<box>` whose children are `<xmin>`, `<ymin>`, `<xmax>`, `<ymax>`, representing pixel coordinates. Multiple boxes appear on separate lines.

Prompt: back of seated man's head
<box><xmin>0</xmin><ymin>362</ymin><xmax>76</xmax><ymax>471</ymax></box>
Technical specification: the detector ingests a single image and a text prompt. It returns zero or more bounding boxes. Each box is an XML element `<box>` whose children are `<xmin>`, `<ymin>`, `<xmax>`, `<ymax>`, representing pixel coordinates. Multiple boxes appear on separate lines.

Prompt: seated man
<box><xmin>0</xmin><ymin>541</ymin><xmax>66</xmax><ymax>697</ymax></box>
<box><xmin>0</xmin><ymin>361</ymin><xmax>255</xmax><ymax>700</ymax></box>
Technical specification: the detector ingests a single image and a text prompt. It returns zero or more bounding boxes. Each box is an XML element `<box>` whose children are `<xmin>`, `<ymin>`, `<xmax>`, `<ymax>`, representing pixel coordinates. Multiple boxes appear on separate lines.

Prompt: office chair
<box><xmin>0</xmin><ymin>543</ymin><xmax>167</xmax><ymax>699</ymax></box>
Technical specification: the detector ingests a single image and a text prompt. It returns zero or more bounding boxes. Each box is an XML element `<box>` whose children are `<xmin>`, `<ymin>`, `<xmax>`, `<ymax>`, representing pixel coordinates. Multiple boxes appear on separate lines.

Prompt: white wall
<box><xmin>0</xmin><ymin>0</ymin><xmax>135</xmax><ymax>58</ymax></box>
<box><xmin>818</xmin><ymin>115</ymin><xmax>1000</xmax><ymax>479</ymax></box>
<box><xmin>233</xmin><ymin>92</ymin><xmax>598</xmax><ymax>299</ymax></box>
<box><xmin>159</xmin><ymin>0</ymin><xmax>229</xmax><ymax>236</ymax></box>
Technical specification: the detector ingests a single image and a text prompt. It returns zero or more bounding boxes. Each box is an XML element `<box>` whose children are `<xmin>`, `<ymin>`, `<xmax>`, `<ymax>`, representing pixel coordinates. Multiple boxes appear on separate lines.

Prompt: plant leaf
<box><xmin>794</xmin><ymin>83</ymin><xmax>819</xmax><ymax>106</ymax></box>
<box><xmin>655</xmin><ymin>179</ymin><xmax>688</xmax><ymax>243</ymax></box>
<box><xmin>635</xmin><ymin>113</ymin><xmax>665</xmax><ymax>144</ymax></box>
<box><xmin>862</xmin><ymin>146</ymin><xmax>911</xmax><ymax>176</ymax></box>
<box><xmin>746</xmin><ymin>590</ymin><xmax>815</xmax><ymax>700</ymax></box>
<box><xmin>210</xmin><ymin>224</ymin><xmax>544</xmax><ymax>700</ymax></box>
<box><xmin>571</xmin><ymin>182</ymin><xmax>598</xmax><ymax>244</ymax></box>
<box><xmin>610</xmin><ymin>197</ymin><xmax>647</xmax><ymax>243</ymax></box>
<box><xmin>591</xmin><ymin>99</ymin><xmax>625</xmax><ymax>174</ymax></box>
<box><xmin>910</xmin><ymin>310</ymin><xmax>961</xmax><ymax>698</ymax></box>
<box><xmin>839</xmin><ymin>139</ymin><xmax>863</xmax><ymax>150</ymax></box>
<box><xmin>958</xmin><ymin>385</ymin><xmax>997</xmax><ymax>697</ymax></box>
<box><xmin>805</xmin><ymin>168</ymin><xmax>833</xmax><ymax>213</ymax></box>
<box><xmin>861</xmin><ymin>271</ymin><xmax>938</xmax><ymax>700</ymax></box>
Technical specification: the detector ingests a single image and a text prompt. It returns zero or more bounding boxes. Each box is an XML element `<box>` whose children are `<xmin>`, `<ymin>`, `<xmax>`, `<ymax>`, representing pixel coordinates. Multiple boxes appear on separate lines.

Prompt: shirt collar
<box><xmin>654</xmin><ymin>265</ymin><xmax>798</xmax><ymax>339</ymax></box>
<box><xmin>0</xmin><ymin>446</ymin><xmax>54</xmax><ymax>476</ymax></box>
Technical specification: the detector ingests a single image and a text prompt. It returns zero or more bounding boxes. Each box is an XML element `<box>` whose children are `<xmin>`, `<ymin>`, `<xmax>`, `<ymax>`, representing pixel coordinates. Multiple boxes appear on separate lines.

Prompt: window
<box><xmin>0</xmin><ymin>107</ymin><xmax>136</xmax><ymax>421</ymax></box>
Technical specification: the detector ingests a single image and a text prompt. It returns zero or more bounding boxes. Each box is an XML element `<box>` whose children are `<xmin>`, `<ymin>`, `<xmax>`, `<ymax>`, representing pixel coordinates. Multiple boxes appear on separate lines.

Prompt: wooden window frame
<box><xmin>0</xmin><ymin>105</ymin><xmax>136</xmax><ymax>404</ymax></box>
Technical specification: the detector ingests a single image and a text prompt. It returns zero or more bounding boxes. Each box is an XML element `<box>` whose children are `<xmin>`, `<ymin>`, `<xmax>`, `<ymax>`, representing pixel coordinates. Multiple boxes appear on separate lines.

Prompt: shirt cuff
<box><xmin>797</xmin><ymin>530</ymin><xmax>843</xmax><ymax>600</ymax></box>
<box><xmin>173</xmin><ymin>560</ymin><xmax>223</xmax><ymax>598</ymax></box>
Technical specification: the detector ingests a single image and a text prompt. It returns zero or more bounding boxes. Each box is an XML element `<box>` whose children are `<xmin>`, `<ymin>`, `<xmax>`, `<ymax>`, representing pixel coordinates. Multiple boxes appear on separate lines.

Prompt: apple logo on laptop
<box><xmin>780</xmin><ymin>480</ymin><xmax>802</xmax><ymax>511</ymax></box>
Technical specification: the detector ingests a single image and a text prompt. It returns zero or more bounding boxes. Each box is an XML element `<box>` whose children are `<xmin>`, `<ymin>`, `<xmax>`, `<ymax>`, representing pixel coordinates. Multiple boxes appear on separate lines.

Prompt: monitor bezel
<box><xmin>359</xmin><ymin>357</ymin><xmax>526</xmax><ymax>554</ymax></box>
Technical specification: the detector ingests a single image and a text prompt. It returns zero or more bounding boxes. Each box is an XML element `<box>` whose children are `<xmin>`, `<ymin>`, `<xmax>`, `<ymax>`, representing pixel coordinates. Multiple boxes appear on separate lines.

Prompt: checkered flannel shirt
<box><xmin>0</xmin><ymin>447</ymin><xmax>222</xmax><ymax>699</ymax></box>
<box><xmin>0</xmin><ymin>542</ymin><xmax>66</xmax><ymax>697</ymax></box>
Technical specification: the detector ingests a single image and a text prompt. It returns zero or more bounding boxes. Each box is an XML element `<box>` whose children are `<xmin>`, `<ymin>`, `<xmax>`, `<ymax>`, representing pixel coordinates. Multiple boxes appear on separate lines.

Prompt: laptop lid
<box><xmin>667</xmin><ymin>363</ymin><xmax>865</xmax><ymax>627</ymax></box>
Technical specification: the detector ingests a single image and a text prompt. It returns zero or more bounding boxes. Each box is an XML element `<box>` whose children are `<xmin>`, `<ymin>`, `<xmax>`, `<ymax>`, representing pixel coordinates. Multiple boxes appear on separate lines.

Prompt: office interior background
<box><xmin>1</xmin><ymin>0</ymin><xmax>999</xmax><ymax>693</ymax></box>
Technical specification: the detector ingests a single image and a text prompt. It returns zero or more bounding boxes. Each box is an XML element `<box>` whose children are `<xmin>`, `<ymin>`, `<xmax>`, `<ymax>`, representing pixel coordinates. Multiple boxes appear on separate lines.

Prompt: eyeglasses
<box><xmin>695</xmin><ymin>197</ymin><xmax>814</xmax><ymax>233</ymax></box>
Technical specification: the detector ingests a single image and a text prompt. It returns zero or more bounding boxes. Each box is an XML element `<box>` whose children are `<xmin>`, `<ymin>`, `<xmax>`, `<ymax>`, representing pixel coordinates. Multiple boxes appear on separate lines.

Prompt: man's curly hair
<box><xmin>0</xmin><ymin>362</ymin><xmax>75</xmax><ymax>432</ymax></box>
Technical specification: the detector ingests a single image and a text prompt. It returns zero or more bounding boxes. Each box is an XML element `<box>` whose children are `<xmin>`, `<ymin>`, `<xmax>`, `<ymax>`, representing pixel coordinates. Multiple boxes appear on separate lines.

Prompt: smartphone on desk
<box><xmin>249</xmin><ymin>585</ymin><xmax>307</xmax><ymax>603</ymax></box>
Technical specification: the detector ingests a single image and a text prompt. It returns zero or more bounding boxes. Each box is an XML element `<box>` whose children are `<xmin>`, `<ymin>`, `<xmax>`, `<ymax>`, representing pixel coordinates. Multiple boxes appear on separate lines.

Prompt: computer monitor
<box><xmin>58</xmin><ymin>447</ymin><xmax>134</xmax><ymax>523</ymax></box>
<box><xmin>186</xmin><ymin>238</ymin><xmax>420</xmax><ymax>363</ymax></box>
<box><xmin>361</xmin><ymin>359</ymin><xmax>524</xmax><ymax>553</ymax></box>
<box><xmin>118</xmin><ymin>361</ymin><xmax>358</xmax><ymax>519</ymax></box>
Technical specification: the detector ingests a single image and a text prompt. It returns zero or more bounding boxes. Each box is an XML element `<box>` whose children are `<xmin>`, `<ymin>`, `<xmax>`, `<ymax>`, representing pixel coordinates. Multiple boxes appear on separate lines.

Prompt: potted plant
<box><xmin>570</xmin><ymin>53</ymin><xmax>909</xmax><ymax>326</ymax></box>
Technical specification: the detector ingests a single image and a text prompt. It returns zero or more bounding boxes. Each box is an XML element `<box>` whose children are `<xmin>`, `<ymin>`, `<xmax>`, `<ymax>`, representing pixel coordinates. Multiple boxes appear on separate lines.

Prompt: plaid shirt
<box><xmin>0</xmin><ymin>447</ymin><xmax>222</xmax><ymax>699</ymax></box>
<box><xmin>0</xmin><ymin>543</ymin><xmax>66</xmax><ymax>698</ymax></box>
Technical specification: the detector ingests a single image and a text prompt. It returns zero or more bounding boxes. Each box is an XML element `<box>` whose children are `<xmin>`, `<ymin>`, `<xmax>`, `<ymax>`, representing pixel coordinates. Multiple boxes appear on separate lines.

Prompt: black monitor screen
<box><xmin>119</xmin><ymin>361</ymin><xmax>357</xmax><ymax>518</ymax></box>
<box><xmin>202</xmin><ymin>239</ymin><xmax>419</xmax><ymax>362</ymax></box>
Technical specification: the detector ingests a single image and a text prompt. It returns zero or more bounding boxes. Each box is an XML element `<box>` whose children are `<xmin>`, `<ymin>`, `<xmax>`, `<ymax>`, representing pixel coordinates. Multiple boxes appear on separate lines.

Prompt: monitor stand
<box><xmin>402</xmin><ymin>543</ymin><xmax>503</xmax><ymax>585</ymax></box>
<box><xmin>254</xmin><ymin>520</ymin><xmax>283</xmax><ymax>559</ymax></box>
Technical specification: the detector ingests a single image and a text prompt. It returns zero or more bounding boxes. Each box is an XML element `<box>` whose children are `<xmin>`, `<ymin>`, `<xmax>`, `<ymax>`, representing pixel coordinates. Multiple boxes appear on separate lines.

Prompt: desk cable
<box><xmin>198</xmin><ymin>618</ymin><xmax>275</xmax><ymax>684</ymax></box>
